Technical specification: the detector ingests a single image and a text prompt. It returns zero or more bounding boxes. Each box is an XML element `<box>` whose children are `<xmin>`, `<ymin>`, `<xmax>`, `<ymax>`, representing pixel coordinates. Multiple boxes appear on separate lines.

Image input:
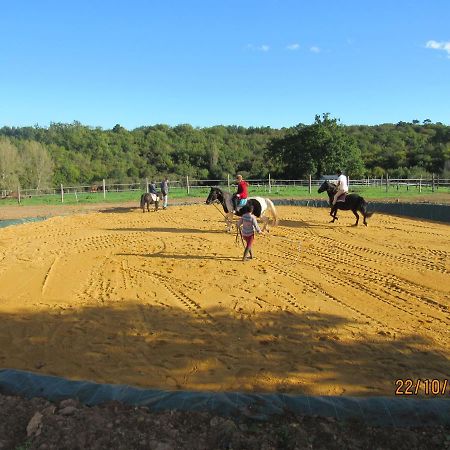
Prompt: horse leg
<box><xmin>351</xmin><ymin>209</ymin><xmax>359</xmax><ymax>226</ymax></box>
<box><xmin>261</xmin><ymin>215</ymin><xmax>269</xmax><ymax>232</ymax></box>
<box><xmin>155</xmin><ymin>200</ymin><xmax>159</xmax><ymax>211</ymax></box>
<box><xmin>226</xmin><ymin>214</ymin><xmax>233</xmax><ymax>232</ymax></box>
<box><xmin>330</xmin><ymin>207</ymin><xmax>338</xmax><ymax>222</ymax></box>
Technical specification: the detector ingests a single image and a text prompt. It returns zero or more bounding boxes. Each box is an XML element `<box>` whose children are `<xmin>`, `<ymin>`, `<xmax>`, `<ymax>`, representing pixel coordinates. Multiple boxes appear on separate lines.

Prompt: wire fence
<box><xmin>1</xmin><ymin>175</ymin><xmax>449</xmax><ymax>204</ymax></box>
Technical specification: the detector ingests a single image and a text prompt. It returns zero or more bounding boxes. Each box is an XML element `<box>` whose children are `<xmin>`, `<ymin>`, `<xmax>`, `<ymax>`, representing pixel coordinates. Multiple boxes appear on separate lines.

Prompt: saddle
<box><xmin>336</xmin><ymin>193</ymin><xmax>347</xmax><ymax>203</ymax></box>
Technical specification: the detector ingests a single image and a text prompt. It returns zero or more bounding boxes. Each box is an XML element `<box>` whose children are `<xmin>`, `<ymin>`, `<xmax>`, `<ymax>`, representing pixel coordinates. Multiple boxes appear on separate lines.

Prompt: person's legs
<box><xmin>163</xmin><ymin>194</ymin><xmax>168</xmax><ymax>209</ymax></box>
<box><xmin>242</xmin><ymin>235</ymin><xmax>254</xmax><ymax>260</ymax></box>
<box><xmin>332</xmin><ymin>191</ymin><xmax>338</xmax><ymax>205</ymax></box>
<box><xmin>333</xmin><ymin>189</ymin><xmax>344</xmax><ymax>205</ymax></box>
<box><xmin>232</xmin><ymin>194</ymin><xmax>238</xmax><ymax>212</ymax></box>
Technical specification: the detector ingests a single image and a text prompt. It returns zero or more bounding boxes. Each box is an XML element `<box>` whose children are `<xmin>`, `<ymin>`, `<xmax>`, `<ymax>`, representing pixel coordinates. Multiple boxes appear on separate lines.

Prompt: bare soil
<box><xmin>1</xmin><ymin>392</ymin><xmax>449</xmax><ymax>450</ymax></box>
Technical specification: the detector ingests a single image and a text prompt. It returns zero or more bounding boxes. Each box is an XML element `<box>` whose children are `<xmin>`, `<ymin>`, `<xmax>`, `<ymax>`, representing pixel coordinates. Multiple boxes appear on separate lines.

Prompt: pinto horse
<box><xmin>205</xmin><ymin>187</ymin><xmax>278</xmax><ymax>232</ymax></box>
<box><xmin>318</xmin><ymin>180</ymin><xmax>373</xmax><ymax>226</ymax></box>
<box><xmin>140</xmin><ymin>193</ymin><xmax>159</xmax><ymax>212</ymax></box>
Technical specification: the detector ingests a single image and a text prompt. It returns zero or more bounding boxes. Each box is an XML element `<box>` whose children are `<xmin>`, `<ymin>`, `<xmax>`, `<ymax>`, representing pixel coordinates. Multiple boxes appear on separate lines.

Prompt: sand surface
<box><xmin>0</xmin><ymin>204</ymin><xmax>449</xmax><ymax>396</ymax></box>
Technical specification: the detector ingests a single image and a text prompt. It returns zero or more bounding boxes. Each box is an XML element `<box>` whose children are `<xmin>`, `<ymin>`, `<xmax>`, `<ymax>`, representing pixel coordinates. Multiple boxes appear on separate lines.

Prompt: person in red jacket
<box><xmin>232</xmin><ymin>174</ymin><xmax>249</xmax><ymax>212</ymax></box>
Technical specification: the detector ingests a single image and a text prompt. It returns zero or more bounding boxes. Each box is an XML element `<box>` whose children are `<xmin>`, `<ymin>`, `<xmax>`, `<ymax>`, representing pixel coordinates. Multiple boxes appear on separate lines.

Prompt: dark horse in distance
<box><xmin>205</xmin><ymin>187</ymin><xmax>278</xmax><ymax>232</ymax></box>
<box><xmin>140</xmin><ymin>193</ymin><xmax>159</xmax><ymax>212</ymax></box>
<box><xmin>318</xmin><ymin>180</ymin><xmax>373</xmax><ymax>226</ymax></box>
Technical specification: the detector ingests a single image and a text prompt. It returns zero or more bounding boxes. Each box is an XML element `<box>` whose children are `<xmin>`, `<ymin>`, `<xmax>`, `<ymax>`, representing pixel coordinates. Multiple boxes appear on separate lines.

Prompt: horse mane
<box><xmin>211</xmin><ymin>186</ymin><xmax>234</xmax><ymax>213</ymax></box>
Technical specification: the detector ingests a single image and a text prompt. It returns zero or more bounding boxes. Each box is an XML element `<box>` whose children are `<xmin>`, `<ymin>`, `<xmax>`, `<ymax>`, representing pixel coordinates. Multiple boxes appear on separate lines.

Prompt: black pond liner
<box><xmin>0</xmin><ymin>216</ymin><xmax>48</xmax><ymax>229</ymax></box>
<box><xmin>272</xmin><ymin>199</ymin><xmax>450</xmax><ymax>223</ymax></box>
<box><xmin>0</xmin><ymin>369</ymin><xmax>449</xmax><ymax>427</ymax></box>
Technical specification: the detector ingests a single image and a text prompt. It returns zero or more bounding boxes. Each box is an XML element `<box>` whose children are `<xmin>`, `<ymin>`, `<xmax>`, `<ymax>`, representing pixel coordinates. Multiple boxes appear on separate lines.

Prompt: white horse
<box><xmin>205</xmin><ymin>187</ymin><xmax>278</xmax><ymax>232</ymax></box>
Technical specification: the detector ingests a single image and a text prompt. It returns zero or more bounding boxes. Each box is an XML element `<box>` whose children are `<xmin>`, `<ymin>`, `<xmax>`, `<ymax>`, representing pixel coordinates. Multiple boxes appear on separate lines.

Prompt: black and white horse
<box><xmin>205</xmin><ymin>187</ymin><xmax>278</xmax><ymax>232</ymax></box>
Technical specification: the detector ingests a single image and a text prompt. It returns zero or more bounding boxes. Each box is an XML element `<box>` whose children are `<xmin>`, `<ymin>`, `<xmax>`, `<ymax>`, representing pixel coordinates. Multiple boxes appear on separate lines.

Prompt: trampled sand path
<box><xmin>0</xmin><ymin>204</ymin><xmax>449</xmax><ymax>396</ymax></box>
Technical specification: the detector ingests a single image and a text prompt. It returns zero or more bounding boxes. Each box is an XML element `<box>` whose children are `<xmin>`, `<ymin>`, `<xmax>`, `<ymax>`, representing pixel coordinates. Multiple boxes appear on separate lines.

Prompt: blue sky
<box><xmin>1</xmin><ymin>0</ymin><xmax>449</xmax><ymax>129</ymax></box>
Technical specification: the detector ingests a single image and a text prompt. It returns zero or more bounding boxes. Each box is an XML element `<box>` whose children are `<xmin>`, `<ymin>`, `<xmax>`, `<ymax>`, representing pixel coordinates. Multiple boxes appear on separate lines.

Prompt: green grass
<box><xmin>1</xmin><ymin>184</ymin><xmax>449</xmax><ymax>208</ymax></box>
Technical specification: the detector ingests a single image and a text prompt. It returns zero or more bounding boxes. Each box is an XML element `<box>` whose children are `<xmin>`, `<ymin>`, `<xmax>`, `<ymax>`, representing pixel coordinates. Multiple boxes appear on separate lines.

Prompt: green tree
<box><xmin>18</xmin><ymin>140</ymin><xmax>54</xmax><ymax>190</ymax></box>
<box><xmin>267</xmin><ymin>114</ymin><xmax>365</xmax><ymax>178</ymax></box>
<box><xmin>0</xmin><ymin>137</ymin><xmax>20</xmax><ymax>191</ymax></box>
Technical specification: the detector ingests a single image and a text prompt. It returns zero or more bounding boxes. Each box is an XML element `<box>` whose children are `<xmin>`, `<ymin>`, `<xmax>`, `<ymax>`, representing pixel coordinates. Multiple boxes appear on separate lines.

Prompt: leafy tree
<box><xmin>18</xmin><ymin>140</ymin><xmax>54</xmax><ymax>190</ymax></box>
<box><xmin>267</xmin><ymin>114</ymin><xmax>365</xmax><ymax>178</ymax></box>
<box><xmin>0</xmin><ymin>137</ymin><xmax>20</xmax><ymax>191</ymax></box>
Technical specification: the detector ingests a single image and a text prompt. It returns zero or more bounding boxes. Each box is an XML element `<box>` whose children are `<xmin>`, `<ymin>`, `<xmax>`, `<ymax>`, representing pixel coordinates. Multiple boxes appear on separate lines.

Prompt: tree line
<box><xmin>0</xmin><ymin>115</ymin><xmax>449</xmax><ymax>191</ymax></box>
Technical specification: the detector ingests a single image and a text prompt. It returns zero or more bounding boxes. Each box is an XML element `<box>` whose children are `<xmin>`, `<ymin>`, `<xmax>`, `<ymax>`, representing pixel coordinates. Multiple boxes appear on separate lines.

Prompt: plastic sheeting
<box><xmin>1</xmin><ymin>369</ymin><xmax>449</xmax><ymax>427</ymax></box>
<box><xmin>0</xmin><ymin>217</ymin><xmax>47</xmax><ymax>229</ymax></box>
<box><xmin>273</xmin><ymin>199</ymin><xmax>450</xmax><ymax>223</ymax></box>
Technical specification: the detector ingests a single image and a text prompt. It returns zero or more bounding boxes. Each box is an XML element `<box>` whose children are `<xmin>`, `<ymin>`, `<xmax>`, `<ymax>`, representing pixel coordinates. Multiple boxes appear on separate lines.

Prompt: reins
<box><xmin>212</xmin><ymin>202</ymin><xmax>227</xmax><ymax>218</ymax></box>
<box><xmin>235</xmin><ymin>224</ymin><xmax>245</xmax><ymax>247</ymax></box>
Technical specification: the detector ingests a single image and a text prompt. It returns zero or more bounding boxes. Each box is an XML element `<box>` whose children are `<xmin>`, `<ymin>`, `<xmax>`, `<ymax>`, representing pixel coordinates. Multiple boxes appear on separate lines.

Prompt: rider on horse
<box><xmin>148</xmin><ymin>181</ymin><xmax>159</xmax><ymax>202</ymax></box>
<box><xmin>232</xmin><ymin>174</ymin><xmax>249</xmax><ymax>213</ymax></box>
<box><xmin>332</xmin><ymin>170</ymin><xmax>349</xmax><ymax>205</ymax></box>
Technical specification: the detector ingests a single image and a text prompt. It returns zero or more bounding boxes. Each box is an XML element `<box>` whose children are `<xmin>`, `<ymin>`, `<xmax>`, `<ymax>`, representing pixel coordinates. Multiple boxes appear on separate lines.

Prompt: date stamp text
<box><xmin>395</xmin><ymin>379</ymin><xmax>449</xmax><ymax>396</ymax></box>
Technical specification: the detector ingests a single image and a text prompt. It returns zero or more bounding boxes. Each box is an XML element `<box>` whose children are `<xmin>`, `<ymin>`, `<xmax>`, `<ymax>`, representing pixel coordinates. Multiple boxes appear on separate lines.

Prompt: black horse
<box><xmin>318</xmin><ymin>180</ymin><xmax>373</xmax><ymax>226</ymax></box>
<box><xmin>140</xmin><ymin>193</ymin><xmax>159</xmax><ymax>212</ymax></box>
<box><xmin>205</xmin><ymin>187</ymin><xmax>278</xmax><ymax>232</ymax></box>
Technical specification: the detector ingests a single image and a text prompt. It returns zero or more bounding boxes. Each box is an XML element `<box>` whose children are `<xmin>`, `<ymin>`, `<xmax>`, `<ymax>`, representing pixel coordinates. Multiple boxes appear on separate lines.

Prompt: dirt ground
<box><xmin>1</xmin><ymin>202</ymin><xmax>449</xmax><ymax>448</ymax></box>
<box><xmin>1</xmin><ymin>392</ymin><xmax>449</xmax><ymax>450</ymax></box>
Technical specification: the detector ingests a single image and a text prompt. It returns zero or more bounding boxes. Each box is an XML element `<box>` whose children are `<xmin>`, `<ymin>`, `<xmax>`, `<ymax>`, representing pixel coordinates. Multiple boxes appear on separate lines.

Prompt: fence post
<box><xmin>186</xmin><ymin>176</ymin><xmax>190</xmax><ymax>195</ymax></box>
<box><xmin>308</xmin><ymin>174</ymin><xmax>312</xmax><ymax>194</ymax></box>
<box><xmin>227</xmin><ymin>174</ymin><xmax>230</xmax><ymax>192</ymax></box>
<box><xmin>102</xmin><ymin>179</ymin><xmax>106</xmax><ymax>199</ymax></box>
<box><xmin>268</xmin><ymin>173</ymin><xmax>272</xmax><ymax>193</ymax></box>
<box><xmin>385</xmin><ymin>173</ymin><xmax>389</xmax><ymax>192</ymax></box>
<box><xmin>61</xmin><ymin>184</ymin><xmax>64</xmax><ymax>203</ymax></box>
<box><xmin>146</xmin><ymin>178</ymin><xmax>149</xmax><ymax>193</ymax></box>
<box><xmin>17</xmin><ymin>185</ymin><xmax>21</xmax><ymax>204</ymax></box>
<box><xmin>432</xmin><ymin>173</ymin><xmax>435</xmax><ymax>192</ymax></box>
<box><xmin>419</xmin><ymin>175</ymin><xmax>422</xmax><ymax>193</ymax></box>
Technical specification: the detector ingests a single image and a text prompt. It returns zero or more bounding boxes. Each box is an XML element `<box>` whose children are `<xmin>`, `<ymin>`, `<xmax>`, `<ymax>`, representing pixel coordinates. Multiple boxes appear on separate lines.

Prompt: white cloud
<box><xmin>287</xmin><ymin>43</ymin><xmax>300</xmax><ymax>51</ymax></box>
<box><xmin>425</xmin><ymin>40</ymin><xmax>450</xmax><ymax>57</ymax></box>
<box><xmin>310</xmin><ymin>46</ymin><xmax>320</xmax><ymax>53</ymax></box>
<box><xmin>245</xmin><ymin>44</ymin><xmax>270</xmax><ymax>52</ymax></box>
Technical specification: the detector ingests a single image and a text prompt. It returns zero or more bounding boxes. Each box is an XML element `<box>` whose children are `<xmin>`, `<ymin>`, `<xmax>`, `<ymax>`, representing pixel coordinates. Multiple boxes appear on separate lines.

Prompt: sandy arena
<box><xmin>0</xmin><ymin>204</ymin><xmax>449</xmax><ymax>397</ymax></box>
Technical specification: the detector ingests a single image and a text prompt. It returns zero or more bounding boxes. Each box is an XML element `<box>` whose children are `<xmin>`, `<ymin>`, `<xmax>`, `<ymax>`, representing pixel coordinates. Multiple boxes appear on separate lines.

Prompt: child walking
<box><xmin>237</xmin><ymin>204</ymin><xmax>262</xmax><ymax>261</ymax></box>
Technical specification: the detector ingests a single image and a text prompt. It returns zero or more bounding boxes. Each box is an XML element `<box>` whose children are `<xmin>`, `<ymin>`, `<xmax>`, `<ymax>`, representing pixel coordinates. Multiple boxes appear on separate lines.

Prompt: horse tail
<box><xmin>140</xmin><ymin>194</ymin><xmax>145</xmax><ymax>209</ymax></box>
<box><xmin>361</xmin><ymin>198</ymin><xmax>374</xmax><ymax>219</ymax></box>
<box><xmin>265</xmin><ymin>198</ymin><xmax>278</xmax><ymax>226</ymax></box>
